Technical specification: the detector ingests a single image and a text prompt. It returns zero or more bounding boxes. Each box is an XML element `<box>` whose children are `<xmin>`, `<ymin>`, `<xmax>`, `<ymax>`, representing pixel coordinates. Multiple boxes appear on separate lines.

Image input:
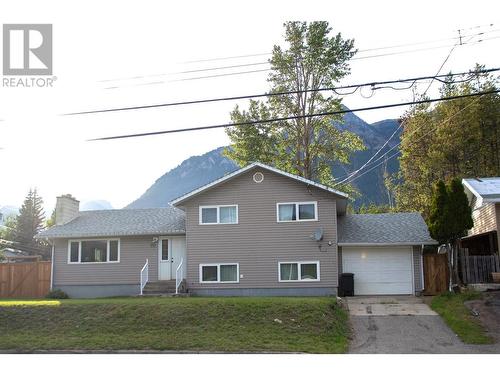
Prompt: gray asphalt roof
<box><xmin>337</xmin><ymin>212</ymin><xmax>437</xmax><ymax>245</ymax></box>
<box><xmin>36</xmin><ymin>206</ymin><xmax>185</xmax><ymax>239</ymax></box>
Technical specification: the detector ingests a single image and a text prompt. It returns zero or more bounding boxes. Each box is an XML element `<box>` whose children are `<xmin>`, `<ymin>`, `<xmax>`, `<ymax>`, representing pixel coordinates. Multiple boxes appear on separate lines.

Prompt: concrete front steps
<box><xmin>140</xmin><ymin>280</ymin><xmax>188</xmax><ymax>296</ymax></box>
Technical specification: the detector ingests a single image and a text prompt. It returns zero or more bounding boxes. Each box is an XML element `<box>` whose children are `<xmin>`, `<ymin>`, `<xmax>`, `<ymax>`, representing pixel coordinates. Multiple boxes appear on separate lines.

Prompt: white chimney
<box><xmin>55</xmin><ymin>195</ymin><xmax>80</xmax><ymax>225</ymax></box>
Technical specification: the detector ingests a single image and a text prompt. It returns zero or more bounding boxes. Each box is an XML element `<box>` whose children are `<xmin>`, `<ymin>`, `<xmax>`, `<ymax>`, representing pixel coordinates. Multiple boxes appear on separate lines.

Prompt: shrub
<box><xmin>45</xmin><ymin>289</ymin><xmax>69</xmax><ymax>299</ymax></box>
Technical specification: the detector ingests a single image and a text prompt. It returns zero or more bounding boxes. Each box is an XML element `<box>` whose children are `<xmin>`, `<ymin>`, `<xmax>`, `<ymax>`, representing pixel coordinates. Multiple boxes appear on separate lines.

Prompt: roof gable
<box><xmin>170</xmin><ymin>162</ymin><xmax>348</xmax><ymax>206</ymax></box>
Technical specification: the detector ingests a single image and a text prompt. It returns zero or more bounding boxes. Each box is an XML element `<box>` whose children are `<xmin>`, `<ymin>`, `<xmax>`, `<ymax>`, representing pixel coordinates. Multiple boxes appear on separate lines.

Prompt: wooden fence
<box><xmin>0</xmin><ymin>261</ymin><xmax>51</xmax><ymax>298</ymax></box>
<box><xmin>459</xmin><ymin>249</ymin><xmax>500</xmax><ymax>284</ymax></box>
<box><xmin>423</xmin><ymin>254</ymin><xmax>449</xmax><ymax>295</ymax></box>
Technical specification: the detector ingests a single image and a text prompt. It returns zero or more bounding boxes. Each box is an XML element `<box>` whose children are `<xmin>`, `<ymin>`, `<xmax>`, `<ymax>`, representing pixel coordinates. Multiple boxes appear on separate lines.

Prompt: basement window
<box><xmin>278</xmin><ymin>261</ymin><xmax>320</xmax><ymax>282</ymax></box>
<box><xmin>68</xmin><ymin>239</ymin><xmax>120</xmax><ymax>264</ymax></box>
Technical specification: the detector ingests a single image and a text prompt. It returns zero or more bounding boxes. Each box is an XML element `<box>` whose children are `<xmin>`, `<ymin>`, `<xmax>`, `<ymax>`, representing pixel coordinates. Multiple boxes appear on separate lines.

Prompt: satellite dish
<box><xmin>313</xmin><ymin>228</ymin><xmax>324</xmax><ymax>241</ymax></box>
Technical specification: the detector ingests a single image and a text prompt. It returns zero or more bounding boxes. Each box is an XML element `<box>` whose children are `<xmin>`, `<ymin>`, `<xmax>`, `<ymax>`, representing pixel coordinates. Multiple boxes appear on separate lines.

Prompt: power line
<box><xmin>104</xmin><ymin>68</ymin><xmax>271</xmax><ymax>89</ymax></box>
<box><xmin>98</xmin><ymin>61</ymin><xmax>271</xmax><ymax>83</ymax></box>
<box><xmin>335</xmin><ymin>96</ymin><xmax>483</xmax><ymax>185</ymax></box>
<box><xmin>66</xmin><ymin>68</ymin><xmax>500</xmax><ymax>116</ymax></box>
<box><xmin>100</xmin><ymin>36</ymin><xmax>499</xmax><ymax>89</ymax></box>
<box><xmin>334</xmin><ymin>122</ymin><xmax>403</xmax><ymax>186</ymax></box>
<box><xmin>87</xmin><ymin>89</ymin><xmax>499</xmax><ymax>141</ymax></box>
<box><xmin>99</xmin><ymin>27</ymin><xmax>498</xmax><ymax>85</ymax></box>
<box><xmin>181</xmin><ymin>26</ymin><xmax>497</xmax><ymax>63</ymax></box>
<box><xmin>337</xmin><ymin>30</ymin><xmax>470</xmax><ymax>185</ymax></box>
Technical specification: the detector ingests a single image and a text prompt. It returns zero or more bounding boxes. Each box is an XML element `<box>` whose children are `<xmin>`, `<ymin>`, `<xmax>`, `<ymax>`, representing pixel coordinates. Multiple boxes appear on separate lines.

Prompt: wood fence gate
<box><xmin>423</xmin><ymin>254</ymin><xmax>449</xmax><ymax>295</ymax></box>
<box><xmin>0</xmin><ymin>261</ymin><xmax>51</xmax><ymax>298</ymax></box>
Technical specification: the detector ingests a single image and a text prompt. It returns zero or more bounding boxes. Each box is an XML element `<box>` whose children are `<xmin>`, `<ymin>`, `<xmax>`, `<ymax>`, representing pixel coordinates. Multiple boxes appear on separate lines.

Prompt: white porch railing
<box><xmin>140</xmin><ymin>258</ymin><xmax>149</xmax><ymax>295</ymax></box>
<box><xmin>175</xmin><ymin>257</ymin><xmax>184</xmax><ymax>294</ymax></box>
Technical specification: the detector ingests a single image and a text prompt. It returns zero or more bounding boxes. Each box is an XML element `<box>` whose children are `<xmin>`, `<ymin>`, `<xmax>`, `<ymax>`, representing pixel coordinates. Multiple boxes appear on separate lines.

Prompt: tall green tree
<box><xmin>428</xmin><ymin>180</ymin><xmax>450</xmax><ymax>244</ymax></box>
<box><xmin>15</xmin><ymin>188</ymin><xmax>46</xmax><ymax>245</ymax></box>
<box><xmin>0</xmin><ymin>215</ymin><xmax>17</xmax><ymax>243</ymax></box>
<box><xmin>394</xmin><ymin>66</ymin><xmax>500</xmax><ymax>217</ymax></box>
<box><xmin>225</xmin><ymin>21</ymin><xmax>364</xmax><ymax>191</ymax></box>
<box><xmin>45</xmin><ymin>208</ymin><xmax>56</xmax><ymax>228</ymax></box>
<box><xmin>427</xmin><ymin>178</ymin><xmax>473</xmax><ymax>285</ymax></box>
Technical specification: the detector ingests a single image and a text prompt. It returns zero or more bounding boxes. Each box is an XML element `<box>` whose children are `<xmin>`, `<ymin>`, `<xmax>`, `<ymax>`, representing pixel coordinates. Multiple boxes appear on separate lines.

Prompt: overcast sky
<box><xmin>0</xmin><ymin>0</ymin><xmax>498</xmax><ymax>212</ymax></box>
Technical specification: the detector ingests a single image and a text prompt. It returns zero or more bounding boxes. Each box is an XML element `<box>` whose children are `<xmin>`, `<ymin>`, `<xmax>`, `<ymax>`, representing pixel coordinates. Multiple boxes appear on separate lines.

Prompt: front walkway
<box><xmin>346</xmin><ymin>296</ymin><xmax>500</xmax><ymax>354</ymax></box>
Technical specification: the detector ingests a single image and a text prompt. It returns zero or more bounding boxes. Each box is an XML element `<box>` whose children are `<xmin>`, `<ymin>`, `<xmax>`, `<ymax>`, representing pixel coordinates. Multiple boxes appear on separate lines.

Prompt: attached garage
<box><xmin>341</xmin><ymin>246</ymin><xmax>414</xmax><ymax>295</ymax></box>
<box><xmin>337</xmin><ymin>213</ymin><xmax>438</xmax><ymax>296</ymax></box>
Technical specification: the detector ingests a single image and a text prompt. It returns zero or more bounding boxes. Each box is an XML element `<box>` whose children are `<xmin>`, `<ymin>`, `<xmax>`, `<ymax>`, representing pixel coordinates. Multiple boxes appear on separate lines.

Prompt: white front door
<box><xmin>158</xmin><ymin>237</ymin><xmax>187</xmax><ymax>280</ymax></box>
<box><xmin>342</xmin><ymin>246</ymin><xmax>414</xmax><ymax>295</ymax></box>
<box><xmin>158</xmin><ymin>238</ymin><xmax>172</xmax><ymax>280</ymax></box>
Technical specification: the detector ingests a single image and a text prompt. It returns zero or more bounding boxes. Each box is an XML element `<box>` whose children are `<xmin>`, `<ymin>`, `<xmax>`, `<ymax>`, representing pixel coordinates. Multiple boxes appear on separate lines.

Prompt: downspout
<box><xmin>420</xmin><ymin>245</ymin><xmax>425</xmax><ymax>292</ymax></box>
<box><xmin>49</xmin><ymin>239</ymin><xmax>55</xmax><ymax>291</ymax></box>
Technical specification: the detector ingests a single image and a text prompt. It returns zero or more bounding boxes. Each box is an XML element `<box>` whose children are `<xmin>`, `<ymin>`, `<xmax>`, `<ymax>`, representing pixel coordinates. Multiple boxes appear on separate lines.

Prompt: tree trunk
<box><xmin>450</xmin><ymin>240</ymin><xmax>462</xmax><ymax>287</ymax></box>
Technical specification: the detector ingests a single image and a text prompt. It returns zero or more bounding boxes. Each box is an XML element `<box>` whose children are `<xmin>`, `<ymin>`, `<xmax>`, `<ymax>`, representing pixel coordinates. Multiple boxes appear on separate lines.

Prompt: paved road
<box><xmin>347</xmin><ymin>296</ymin><xmax>500</xmax><ymax>354</ymax></box>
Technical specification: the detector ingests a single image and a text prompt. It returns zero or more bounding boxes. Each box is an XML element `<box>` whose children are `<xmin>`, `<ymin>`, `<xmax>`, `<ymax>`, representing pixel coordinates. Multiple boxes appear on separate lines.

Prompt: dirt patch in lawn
<box><xmin>465</xmin><ymin>291</ymin><xmax>500</xmax><ymax>343</ymax></box>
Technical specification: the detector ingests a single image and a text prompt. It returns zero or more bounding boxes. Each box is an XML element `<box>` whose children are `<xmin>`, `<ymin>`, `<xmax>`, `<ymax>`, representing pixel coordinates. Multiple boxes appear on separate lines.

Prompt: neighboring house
<box><xmin>462</xmin><ymin>177</ymin><xmax>500</xmax><ymax>255</ymax></box>
<box><xmin>0</xmin><ymin>248</ymin><xmax>32</xmax><ymax>262</ymax></box>
<box><xmin>36</xmin><ymin>163</ymin><xmax>436</xmax><ymax>298</ymax></box>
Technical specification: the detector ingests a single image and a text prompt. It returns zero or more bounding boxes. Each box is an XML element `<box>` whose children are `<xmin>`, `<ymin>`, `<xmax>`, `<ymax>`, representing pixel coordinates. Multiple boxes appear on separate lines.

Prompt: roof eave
<box><xmin>35</xmin><ymin>230</ymin><xmax>186</xmax><ymax>239</ymax></box>
<box><xmin>338</xmin><ymin>241</ymin><xmax>438</xmax><ymax>246</ymax></box>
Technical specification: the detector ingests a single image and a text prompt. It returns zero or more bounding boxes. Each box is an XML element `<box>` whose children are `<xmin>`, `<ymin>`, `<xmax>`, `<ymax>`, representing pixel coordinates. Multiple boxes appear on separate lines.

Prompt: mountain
<box><xmin>81</xmin><ymin>200</ymin><xmax>114</xmax><ymax>211</ymax></box>
<box><xmin>127</xmin><ymin>148</ymin><xmax>238</xmax><ymax>209</ymax></box>
<box><xmin>127</xmin><ymin>111</ymin><xmax>401</xmax><ymax>209</ymax></box>
<box><xmin>0</xmin><ymin>205</ymin><xmax>19</xmax><ymax>226</ymax></box>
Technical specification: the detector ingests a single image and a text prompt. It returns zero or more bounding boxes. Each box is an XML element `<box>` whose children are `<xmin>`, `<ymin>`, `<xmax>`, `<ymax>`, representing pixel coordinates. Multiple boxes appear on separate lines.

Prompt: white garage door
<box><xmin>342</xmin><ymin>246</ymin><xmax>414</xmax><ymax>295</ymax></box>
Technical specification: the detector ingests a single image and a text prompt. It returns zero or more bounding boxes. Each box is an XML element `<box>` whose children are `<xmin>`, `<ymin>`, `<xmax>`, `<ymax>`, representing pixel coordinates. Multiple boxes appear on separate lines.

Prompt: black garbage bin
<box><xmin>339</xmin><ymin>273</ymin><xmax>354</xmax><ymax>297</ymax></box>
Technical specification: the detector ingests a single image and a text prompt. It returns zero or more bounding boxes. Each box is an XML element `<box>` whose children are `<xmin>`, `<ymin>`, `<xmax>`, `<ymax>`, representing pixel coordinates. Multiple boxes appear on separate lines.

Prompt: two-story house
<box><xmin>37</xmin><ymin>162</ymin><xmax>436</xmax><ymax>297</ymax></box>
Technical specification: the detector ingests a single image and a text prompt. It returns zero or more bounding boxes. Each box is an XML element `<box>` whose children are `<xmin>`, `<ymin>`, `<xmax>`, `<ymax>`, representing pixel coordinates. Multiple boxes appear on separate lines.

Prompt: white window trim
<box><xmin>276</xmin><ymin>201</ymin><xmax>318</xmax><ymax>222</ymax></box>
<box><xmin>67</xmin><ymin>238</ymin><xmax>121</xmax><ymax>264</ymax></box>
<box><xmin>199</xmin><ymin>263</ymin><xmax>240</xmax><ymax>284</ymax></box>
<box><xmin>278</xmin><ymin>261</ymin><xmax>320</xmax><ymax>282</ymax></box>
<box><xmin>199</xmin><ymin>205</ymin><xmax>239</xmax><ymax>225</ymax></box>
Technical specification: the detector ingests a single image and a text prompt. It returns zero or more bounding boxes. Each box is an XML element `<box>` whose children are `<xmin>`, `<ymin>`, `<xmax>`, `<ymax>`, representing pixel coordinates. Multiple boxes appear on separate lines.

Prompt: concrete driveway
<box><xmin>346</xmin><ymin>296</ymin><xmax>500</xmax><ymax>354</ymax></box>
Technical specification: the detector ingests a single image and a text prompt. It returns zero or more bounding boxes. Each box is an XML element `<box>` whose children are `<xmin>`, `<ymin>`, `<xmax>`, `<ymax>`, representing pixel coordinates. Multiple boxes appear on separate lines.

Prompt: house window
<box><xmin>70</xmin><ymin>241</ymin><xmax>79</xmax><ymax>262</ymax></box>
<box><xmin>199</xmin><ymin>205</ymin><xmax>238</xmax><ymax>225</ymax></box>
<box><xmin>199</xmin><ymin>263</ymin><xmax>239</xmax><ymax>283</ymax></box>
<box><xmin>68</xmin><ymin>239</ymin><xmax>120</xmax><ymax>264</ymax></box>
<box><xmin>277</xmin><ymin>202</ymin><xmax>317</xmax><ymax>222</ymax></box>
<box><xmin>161</xmin><ymin>239</ymin><xmax>169</xmax><ymax>261</ymax></box>
<box><xmin>279</xmin><ymin>261</ymin><xmax>320</xmax><ymax>282</ymax></box>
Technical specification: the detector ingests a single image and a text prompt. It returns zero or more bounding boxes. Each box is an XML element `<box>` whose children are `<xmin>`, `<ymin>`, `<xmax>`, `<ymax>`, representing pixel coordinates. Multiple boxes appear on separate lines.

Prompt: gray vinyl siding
<box><xmin>413</xmin><ymin>246</ymin><xmax>423</xmax><ymax>292</ymax></box>
<box><xmin>52</xmin><ymin>235</ymin><xmax>182</xmax><ymax>286</ymax></box>
<box><xmin>180</xmin><ymin>167</ymin><xmax>339</xmax><ymax>291</ymax></box>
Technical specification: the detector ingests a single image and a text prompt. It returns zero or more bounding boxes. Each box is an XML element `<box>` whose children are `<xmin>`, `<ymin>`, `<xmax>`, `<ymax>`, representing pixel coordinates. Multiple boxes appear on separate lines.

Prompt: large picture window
<box><xmin>199</xmin><ymin>263</ymin><xmax>239</xmax><ymax>283</ymax></box>
<box><xmin>68</xmin><ymin>239</ymin><xmax>120</xmax><ymax>264</ymax></box>
<box><xmin>278</xmin><ymin>261</ymin><xmax>320</xmax><ymax>282</ymax></box>
<box><xmin>277</xmin><ymin>202</ymin><xmax>317</xmax><ymax>222</ymax></box>
<box><xmin>199</xmin><ymin>205</ymin><xmax>238</xmax><ymax>225</ymax></box>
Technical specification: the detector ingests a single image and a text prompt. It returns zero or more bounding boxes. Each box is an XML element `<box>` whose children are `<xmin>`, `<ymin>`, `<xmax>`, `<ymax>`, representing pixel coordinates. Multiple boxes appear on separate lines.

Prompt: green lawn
<box><xmin>431</xmin><ymin>291</ymin><xmax>493</xmax><ymax>345</ymax></box>
<box><xmin>0</xmin><ymin>296</ymin><xmax>349</xmax><ymax>353</ymax></box>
